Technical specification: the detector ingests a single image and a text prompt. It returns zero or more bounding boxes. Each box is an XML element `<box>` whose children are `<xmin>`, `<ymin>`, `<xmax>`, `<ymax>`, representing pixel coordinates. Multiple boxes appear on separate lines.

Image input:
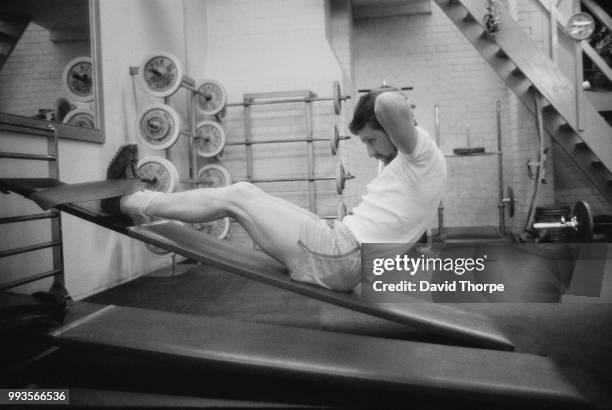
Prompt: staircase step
<box><xmin>495</xmin><ymin>48</ymin><xmax>508</xmax><ymax>59</ymax></box>
<box><xmin>433</xmin><ymin>0</ymin><xmax>612</xmax><ymax>204</ymax></box>
<box><xmin>576</xmin><ymin>142</ymin><xmax>588</xmax><ymax>150</ymax></box>
<box><xmin>463</xmin><ymin>11</ymin><xmax>477</xmax><ymax>22</ymax></box>
<box><xmin>511</xmin><ymin>66</ymin><xmax>524</xmax><ymax>77</ymax></box>
<box><xmin>585</xmin><ymin>90</ymin><xmax>612</xmax><ymax>112</ymax></box>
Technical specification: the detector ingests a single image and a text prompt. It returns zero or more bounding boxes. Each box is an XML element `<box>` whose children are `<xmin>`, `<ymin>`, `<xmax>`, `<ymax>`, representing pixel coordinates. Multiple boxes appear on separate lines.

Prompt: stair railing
<box><xmin>537</xmin><ymin>0</ymin><xmax>612</xmax><ymax>130</ymax></box>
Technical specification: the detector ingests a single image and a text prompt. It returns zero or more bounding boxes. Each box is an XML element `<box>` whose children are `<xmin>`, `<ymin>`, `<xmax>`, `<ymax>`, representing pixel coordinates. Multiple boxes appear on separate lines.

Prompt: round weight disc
<box><xmin>63</xmin><ymin>108</ymin><xmax>96</xmax><ymax>128</ymax></box>
<box><xmin>139</xmin><ymin>52</ymin><xmax>184</xmax><ymax>97</ymax></box>
<box><xmin>332</xmin><ymin>81</ymin><xmax>341</xmax><ymax>115</ymax></box>
<box><xmin>198</xmin><ymin>164</ymin><xmax>232</xmax><ymax>188</ymax></box>
<box><xmin>195</xmin><ymin>120</ymin><xmax>226</xmax><ymax>158</ymax></box>
<box><xmin>572</xmin><ymin>200</ymin><xmax>594</xmax><ymax>242</ymax></box>
<box><xmin>139</xmin><ymin>104</ymin><xmax>181</xmax><ymax>150</ymax></box>
<box><xmin>329</xmin><ymin>124</ymin><xmax>339</xmax><ymax>156</ymax></box>
<box><xmin>337</xmin><ymin>201</ymin><xmax>347</xmax><ymax>220</ymax></box>
<box><xmin>566</xmin><ymin>12</ymin><xmax>595</xmax><ymax>41</ymax></box>
<box><xmin>336</xmin><ymin>162</ymin><xmax>345</xmax><ymax>195</ymax></box>
<box><xmin>194</xmin><ymin>217</ymin><xmax>230</xmax><ymax>239</ymax></box>
<box><xmin>507</xmin><ymin>186</ymin><xmax>515</xmax><ymax>218</ymax></box>
<box><xmin>62</xmin><ymin>56</ymin><xmax>94</xmax><ymax>102</ymax></box>
<box><xmin>196</xmin><ymin>79</ymin><xmax>227</xmax><ymax>115</ymax></box>
<box><xmin>137</xmin><ymin>156</ymin><xmax>180</xmax><ymax>193</ymax></box>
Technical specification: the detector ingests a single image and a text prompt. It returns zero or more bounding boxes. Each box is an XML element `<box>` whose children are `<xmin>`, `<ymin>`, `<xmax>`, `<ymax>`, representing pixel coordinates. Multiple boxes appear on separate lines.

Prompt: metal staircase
<box><xmin>0</xmin><ymin>11</ymin><xmax>29</xmax><ymax>71</ymax></box>
<box><xmin>434</xmin><ymin>0</ymin><xmax>612</xmax><ymax>205</ymax></box>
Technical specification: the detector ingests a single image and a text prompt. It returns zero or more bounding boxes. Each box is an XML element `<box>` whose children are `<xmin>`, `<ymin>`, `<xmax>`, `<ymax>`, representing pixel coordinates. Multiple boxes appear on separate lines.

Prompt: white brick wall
<box><xmin>203</xmin><ymin>0</ymin><xmax>344</xmax><ymax>246</ymax></box>
<box><xmin>351</xmin><ymin>5</ymin><xmax>513</xmax><ymax>228</ymax></box>
<box><xmin>0</xmin><ymin>23</ymin><xmax>91</xmax><ymax>117</ymax></box>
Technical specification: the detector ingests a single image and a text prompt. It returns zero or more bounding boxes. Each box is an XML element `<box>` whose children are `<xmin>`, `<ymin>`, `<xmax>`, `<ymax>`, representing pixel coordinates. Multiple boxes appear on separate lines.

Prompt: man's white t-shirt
<box><xmin>343</xmin><ymin>126</ymin><xmax>447</xmax><ymax>244</ymax></box>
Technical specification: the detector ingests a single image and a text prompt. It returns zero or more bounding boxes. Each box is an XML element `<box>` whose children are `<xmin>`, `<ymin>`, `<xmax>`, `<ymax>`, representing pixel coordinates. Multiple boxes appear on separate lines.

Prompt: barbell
<box><xmin>138</xmin><ymin>105</ymin><xmax>350</xmax><ymax>157</ymax></box>
<box><xmin>235</xmin><ymin>162</ymin><xmax>353</xmax><ymax>195</ymax></box>
<box><xmin>197</xmin><ymin>80</ymin><xmax>350</xmax><ymax>115</ymax></box>
<box><xmin>196</xmin><ymin>122</ymin><xmax>349</xmax><ymax>157</ymax></box>
<box><xmin>532</xmin><ymin>200</ymin><xmax>594</xmax><ymax>242</ymax></box>
<box><xmin>136</xmin><ymin>52</ymin><xmax>349</xmax><ymax>114</ymax></box>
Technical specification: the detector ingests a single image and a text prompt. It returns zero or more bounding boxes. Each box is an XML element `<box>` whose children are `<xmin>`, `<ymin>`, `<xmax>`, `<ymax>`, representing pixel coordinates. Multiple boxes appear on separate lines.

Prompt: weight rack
<box><xmin>435</xmin><ymin>101</ymin><xmax>515</xmax><ymax>239</ymax></box>
<box><xmin>240</xmin><ymin>90</ymin><xmax>344</xmax><ymax>215</ymax></box>
<box><xmin>0</xmin><ymin>120</ymin><xmax>68</xmax><ymax>297</ymax></box>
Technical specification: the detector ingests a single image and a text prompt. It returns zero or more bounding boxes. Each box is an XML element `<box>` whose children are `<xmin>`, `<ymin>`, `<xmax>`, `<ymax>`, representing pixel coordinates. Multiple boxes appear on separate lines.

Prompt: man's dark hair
<box><xmin>348</xmin><ymin>91</ymin><xmax>386</xmax><ymax>134</ymax></box>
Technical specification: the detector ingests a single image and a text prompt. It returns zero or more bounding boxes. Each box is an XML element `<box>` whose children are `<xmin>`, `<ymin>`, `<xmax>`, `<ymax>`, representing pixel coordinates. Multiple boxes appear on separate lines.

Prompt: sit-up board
<box><xmin>50</xmin><ymin>303</ymin><xmax>590</xmax><ymax>408</ymax></box>
<box><xmin>0</xmin><ymin>178</ymin><xmax>513</xmax><ymax>351</ymax></box>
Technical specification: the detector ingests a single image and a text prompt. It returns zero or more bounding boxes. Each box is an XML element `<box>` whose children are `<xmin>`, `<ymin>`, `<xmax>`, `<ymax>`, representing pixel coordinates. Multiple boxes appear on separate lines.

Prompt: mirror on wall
<box><xmin>0</xmin><ymin>0</ymin><xmax>104</xmax><ymax>143</ymax></box>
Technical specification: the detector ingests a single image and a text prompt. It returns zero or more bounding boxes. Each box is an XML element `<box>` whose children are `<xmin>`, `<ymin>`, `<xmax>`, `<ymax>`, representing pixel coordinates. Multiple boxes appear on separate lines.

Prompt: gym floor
<box><xmin>84</xmin><ymin>260</ymin><xmax>612</xmax><ymax>409</ymax></box>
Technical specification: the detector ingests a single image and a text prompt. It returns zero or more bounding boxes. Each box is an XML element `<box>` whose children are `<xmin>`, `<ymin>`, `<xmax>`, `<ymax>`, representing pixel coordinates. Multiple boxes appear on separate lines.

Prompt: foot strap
<box><xmin>29</xmin><ymin>179</ymin><xmax>149</xmax><ymax>210</ymax></box>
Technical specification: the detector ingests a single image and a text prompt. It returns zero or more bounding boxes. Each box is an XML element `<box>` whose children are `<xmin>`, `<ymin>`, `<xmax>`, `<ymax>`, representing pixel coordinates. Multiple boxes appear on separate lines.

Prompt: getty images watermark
<box><xmin>360</xmin><ymin>242</ymin><xmax>608</xmax><ymax>303</ymax></box>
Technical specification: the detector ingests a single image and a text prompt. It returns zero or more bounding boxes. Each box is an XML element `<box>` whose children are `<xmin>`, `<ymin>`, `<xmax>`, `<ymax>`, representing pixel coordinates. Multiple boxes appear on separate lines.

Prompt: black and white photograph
<box><xmin>1</xmin><ymin>0</ymin><xmax>612</xmax><ymax>408</ymax></box>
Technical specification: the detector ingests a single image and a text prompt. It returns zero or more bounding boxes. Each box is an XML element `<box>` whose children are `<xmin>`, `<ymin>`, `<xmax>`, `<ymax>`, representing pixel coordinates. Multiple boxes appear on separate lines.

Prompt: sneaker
<box><xmin>101</xmin><ymin>144</ymin><xmax>139</xmax><ymax>215</ymax></box>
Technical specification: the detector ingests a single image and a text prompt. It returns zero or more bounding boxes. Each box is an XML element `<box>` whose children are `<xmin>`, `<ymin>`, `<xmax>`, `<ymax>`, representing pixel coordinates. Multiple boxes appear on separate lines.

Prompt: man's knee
<box><xmin>222</xmin><ymin>182</ymin><xmax>265</xmax><ymax>216</ymax></box>
<box><xmin>227</xmin><ymin>181</ymin><xmax>261</xmax><ymax>199</ymax></box>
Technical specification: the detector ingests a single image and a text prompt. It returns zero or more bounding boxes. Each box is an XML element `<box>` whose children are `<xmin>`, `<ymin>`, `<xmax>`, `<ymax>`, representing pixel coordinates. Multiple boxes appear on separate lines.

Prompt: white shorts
<box><xmin>287</xmin><ymin>214</ymin><xmax>361</xmax><ymax>292</ymax></box>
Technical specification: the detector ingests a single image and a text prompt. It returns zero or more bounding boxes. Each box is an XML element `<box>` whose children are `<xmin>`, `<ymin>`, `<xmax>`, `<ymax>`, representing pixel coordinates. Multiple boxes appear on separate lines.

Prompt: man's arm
<box><xmin>374</xmin><ymin>92</ymin><xmax>418</xmax><ymax>155</ymax></box>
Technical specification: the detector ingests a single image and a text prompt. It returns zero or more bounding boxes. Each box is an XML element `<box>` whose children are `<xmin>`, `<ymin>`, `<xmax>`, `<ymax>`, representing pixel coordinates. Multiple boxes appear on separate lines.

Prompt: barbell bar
<box><xmin>532</xmin><ymin>200</ymin><xmax>594</xmax><ymax>242</ymax></box>
<box><xmin>237</xmin><ymin>162</ymin><xmax>354</xmax><ymax>195</ymax></box>
<box><xmin>224</xmin><ymin>125</ymin><xmax>350</xmax><ymax>155</ymax></box>
<box><xmin>197</xmin><ymin>80</ymin><xmax>350</xmax><ymax>115</ymax></box>
<box><xmin>196</xmin><ymin>121</ymin><xmax>349</xmax><ymax>157</ymax></box>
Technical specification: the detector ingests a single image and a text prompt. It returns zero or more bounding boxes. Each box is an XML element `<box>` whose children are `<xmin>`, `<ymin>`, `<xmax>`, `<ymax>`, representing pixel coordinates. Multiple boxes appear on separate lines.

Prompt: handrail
<box><xmin>582</xmin><ymin>0</ymin><xmax>612</xmax><ymax>34</ymax></box>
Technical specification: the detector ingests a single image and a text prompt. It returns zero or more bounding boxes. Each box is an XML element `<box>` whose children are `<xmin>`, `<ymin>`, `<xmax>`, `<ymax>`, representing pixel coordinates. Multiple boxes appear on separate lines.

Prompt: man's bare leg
<box><xmin>124</xmin><ymin>182</ymin><xmax>315</xmax><ymax>268</ymax></box>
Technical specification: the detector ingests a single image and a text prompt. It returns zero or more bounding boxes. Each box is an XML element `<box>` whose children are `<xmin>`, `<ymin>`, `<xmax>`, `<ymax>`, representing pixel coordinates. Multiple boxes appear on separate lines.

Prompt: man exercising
<box><xmin>103</xmin><ymin>91</ymin><xmax>447</xmax><ymax>291</ymax></box>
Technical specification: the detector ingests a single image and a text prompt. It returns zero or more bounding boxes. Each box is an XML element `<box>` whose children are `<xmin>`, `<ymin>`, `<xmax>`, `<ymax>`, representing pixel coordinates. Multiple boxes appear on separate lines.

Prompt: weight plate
<box><xmin>139</xmin><ymin>104</ymin><xmax>181</xmax><ymax>150</ymax></box>
<box><xmin>63</xmin><ymin>108</ymin><xmax>95</xmax><ymax>128</ymax></box>
<box><xmin>336</xmin><ymin>162</ymin><xmax>345</xmax><ymax>195</ymax></box>
<box><xmin>195</xmin><ymin>120</ymin><xmax>226</xmax><ymax>158</ymax></box>
<box><xmin>63</xmin><ymin>57</ymin><xmax>93</xmax><ymax>102</ymax></box>
<box><xmin>329</xmin><ymin>125</ymin><xmax>339</xmax><ymax>156</ymax></box>
<box><xmin>572</xmin><ymin>200</ymin><xmax>594</xmax><ymax>242</ymax></box>
<box><xmin>198</xmin><ymin>164</ymin><xmax>232</xmax><ymax>188</ymax></box>
<box><xmin>196</xmin><ymin>79</ymin><xmax>227</xmax><ymax>115</ymax></box>
<box><xmin>194</xmin><ymin>217</ymin><xmax>231</xmax><ymax>239</ymax></box>
<box><xmin>506</xmin><ymin>186</ymin><xmax>515</xmax><ymax>218</ymax></box>
<box><xmin>337</xmin><ymin>201</ymin><xmax>347</xmax><ymax>220</ymax></box>
<box><xmin>139</xmin><ymin>52</ymin><xmax>184</xmax><ymax>97</ymax></box>
<box><xmin>332</xmin><ymin>81</ymin><xmax>341</xmax><ymax>115</ymax></box>
<box><xmin>137</xmin><ymin>156</ymin><xmax>180</xmax><ymax>193</ymax></box>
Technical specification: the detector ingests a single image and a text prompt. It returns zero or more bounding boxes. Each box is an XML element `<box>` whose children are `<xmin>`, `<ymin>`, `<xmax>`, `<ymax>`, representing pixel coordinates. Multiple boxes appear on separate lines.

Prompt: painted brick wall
<box><xmin>0</xmin><ymin>24</ymin><xmax>91</xmax><ymax>117</ymax></box>
<box><xmin>351</xmin><ymin>5</ymin><xmax>516</xmax><ymax>229</ymax></box>
<box><xmin>334</xmin><ymin>0</ymin><xmax>571</xmax><ymax>235</ymax></box>
<box><xmin>203</xmin><ymin>0</ymin><xmax>344</xmax><ymax>247</ymax></box>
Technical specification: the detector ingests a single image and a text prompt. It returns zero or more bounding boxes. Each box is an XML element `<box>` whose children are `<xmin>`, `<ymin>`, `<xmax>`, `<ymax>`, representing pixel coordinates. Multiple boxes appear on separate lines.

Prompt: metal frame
<box><xmin>0</xmin><ymin>123</ymin><xmax>67</xmax><ymax>295</ymax></box>
<box><xmin>242</xmin><ymin>90</ymin><xmax>320</xmax><ymax>213</ymax></box>
<box><xmin>435</xmin><ymin>100</ymin><xmax>510</xmax><ymax>238</ymax></box>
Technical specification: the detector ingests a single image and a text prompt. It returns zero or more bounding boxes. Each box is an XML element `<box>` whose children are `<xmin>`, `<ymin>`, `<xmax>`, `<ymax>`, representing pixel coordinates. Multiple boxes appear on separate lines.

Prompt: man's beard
<box><xmin>379</xmin><ymin>150</ymin><xmax>398</xmax><ymax>165</ymax></box>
